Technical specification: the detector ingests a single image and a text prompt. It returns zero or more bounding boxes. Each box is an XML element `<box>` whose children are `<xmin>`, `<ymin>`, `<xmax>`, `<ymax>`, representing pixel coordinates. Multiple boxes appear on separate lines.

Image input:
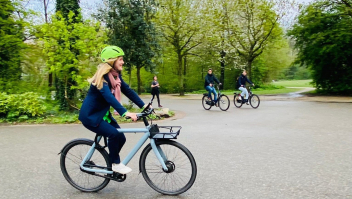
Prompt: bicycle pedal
<box><xmin>113</xmin><ymin>173</ymin><xmax>127</xmax><ymax>182</ymax></box>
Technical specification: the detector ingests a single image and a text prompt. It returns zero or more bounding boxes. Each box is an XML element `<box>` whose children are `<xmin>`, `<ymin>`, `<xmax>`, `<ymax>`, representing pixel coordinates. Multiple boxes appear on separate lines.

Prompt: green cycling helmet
<box><xmin>100</xmin><ymin>46</ymin><xmax>125</xmax><ymax>62</ymax></box>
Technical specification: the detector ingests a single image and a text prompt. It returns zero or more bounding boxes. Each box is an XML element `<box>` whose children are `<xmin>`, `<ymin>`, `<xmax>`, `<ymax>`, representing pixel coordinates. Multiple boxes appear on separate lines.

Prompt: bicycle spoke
<box><xmin>62</xmin><ymin>142</ymin><xmax>109</xmax><ymax>191</ymax></box>
<box><xmin>143</xmin><ymin>142</ymin><xmax>194</xmax><ymax>194</ymax></box>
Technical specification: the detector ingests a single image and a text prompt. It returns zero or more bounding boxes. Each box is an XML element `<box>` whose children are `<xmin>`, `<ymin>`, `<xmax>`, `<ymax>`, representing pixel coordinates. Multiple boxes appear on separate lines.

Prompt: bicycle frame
<box><xmin>79</xmin><ymin>125</ymin><xmax>169</xmax><ymax>175</ymax></box>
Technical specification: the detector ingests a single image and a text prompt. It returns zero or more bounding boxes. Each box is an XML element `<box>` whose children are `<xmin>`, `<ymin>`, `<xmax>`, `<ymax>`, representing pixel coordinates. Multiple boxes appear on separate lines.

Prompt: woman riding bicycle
<box><xmin>79</xmin><ymin>46</ymin><xmax>145</xmax><ymax>175</ymax></box>
<box><xmin>237</xmin><ymin>70</ymin><xmax>254</xmax><ymax>104</ymax></box>
<box><xmin>204</xmin><ymin>68</ymin><xmax>221</xmax><ymax>104</ymax></box>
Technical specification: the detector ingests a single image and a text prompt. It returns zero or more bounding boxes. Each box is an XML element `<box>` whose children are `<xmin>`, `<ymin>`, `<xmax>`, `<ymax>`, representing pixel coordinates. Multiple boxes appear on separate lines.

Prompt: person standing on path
<box><xmin>151</xmin><ymin>76</ymin><xmax>162</xmax><ymax>107</ymax></box>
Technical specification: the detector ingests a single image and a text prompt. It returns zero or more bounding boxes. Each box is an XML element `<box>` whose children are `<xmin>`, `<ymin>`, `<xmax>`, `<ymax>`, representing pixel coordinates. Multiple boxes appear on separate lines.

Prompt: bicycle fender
<box><xmin>58</xmin><ymin>138</ymin><xmax>93</xmax><ymax>155</ymax></box>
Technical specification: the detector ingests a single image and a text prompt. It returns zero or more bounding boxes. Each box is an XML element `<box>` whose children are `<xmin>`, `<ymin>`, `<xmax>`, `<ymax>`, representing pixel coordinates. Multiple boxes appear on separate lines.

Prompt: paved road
<box><xmin>1</xmin><ymin>98</ymin><xmax>352</xmax><ymax>199</ymax></box>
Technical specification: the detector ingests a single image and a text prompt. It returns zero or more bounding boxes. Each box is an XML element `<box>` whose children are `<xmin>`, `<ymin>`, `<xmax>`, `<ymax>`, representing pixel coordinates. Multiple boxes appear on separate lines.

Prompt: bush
<box><xmin>0</xmin><ymin>92</ymin><xmax>47</xmax><ymax>119</ymax></box>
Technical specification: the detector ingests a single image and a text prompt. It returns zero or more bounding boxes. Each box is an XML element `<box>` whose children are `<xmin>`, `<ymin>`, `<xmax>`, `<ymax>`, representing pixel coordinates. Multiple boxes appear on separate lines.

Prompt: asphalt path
<box><xmin>1</xmin><ymin>97</ymin><xmax>352</xmax><ymax>199</ymax></box>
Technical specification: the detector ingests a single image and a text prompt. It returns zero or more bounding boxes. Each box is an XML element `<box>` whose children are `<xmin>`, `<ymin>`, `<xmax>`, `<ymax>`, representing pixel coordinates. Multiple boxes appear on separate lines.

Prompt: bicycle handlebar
<box><xmin>125</xmin><ymin>102</ymin><xmax>154</xmax><ymax>120</ymax></box>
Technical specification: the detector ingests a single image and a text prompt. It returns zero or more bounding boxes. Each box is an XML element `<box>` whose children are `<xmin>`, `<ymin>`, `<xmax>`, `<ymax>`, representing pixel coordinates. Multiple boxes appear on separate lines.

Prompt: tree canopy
<box><xmin>288</xmin><ymin>0</ymin><xmax>352</xmax><ymax>94</ymax></box>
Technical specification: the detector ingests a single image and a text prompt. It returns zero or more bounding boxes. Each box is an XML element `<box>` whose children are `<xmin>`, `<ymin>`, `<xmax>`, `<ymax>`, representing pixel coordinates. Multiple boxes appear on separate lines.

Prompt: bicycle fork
<box><xmin>150</xmin><ymin>139</ymin><xmax>168</xmax><ymax>171</ymax></box>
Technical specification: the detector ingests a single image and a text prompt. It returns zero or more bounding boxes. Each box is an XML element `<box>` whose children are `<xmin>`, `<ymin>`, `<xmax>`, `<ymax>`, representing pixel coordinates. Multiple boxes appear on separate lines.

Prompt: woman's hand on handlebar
<box><xmin>125</xmin><ymin>112</ymin><xmax>138</xmax><ymax>122</ymax></box>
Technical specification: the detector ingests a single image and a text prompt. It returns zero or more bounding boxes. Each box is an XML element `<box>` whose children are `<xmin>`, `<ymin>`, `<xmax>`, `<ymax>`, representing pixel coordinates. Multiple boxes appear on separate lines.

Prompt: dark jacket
<box><xmin>204</xmin><ymin>74</ymin><xmax>220</xmax><ymax>88</ymax></box>
<box><xmin>151</xmin><ymin>81</ymin><xmax>159</xmax><ymax>94</ymax></box>
<box><xmin>79</xmin><ymin>74</ymin><xmax>145</xmax><ymax>127</ymax></box>
<box><xmin>237</xmin><ymin>74</ymin><xmax>253</xmax><ymax>89</ymax></box>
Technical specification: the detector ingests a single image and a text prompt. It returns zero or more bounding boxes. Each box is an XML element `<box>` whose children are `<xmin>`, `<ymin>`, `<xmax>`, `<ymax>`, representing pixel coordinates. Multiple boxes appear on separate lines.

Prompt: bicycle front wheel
<box><xmin>60</xmin><ymin>139</ymin><xmax>111</xmax><ymax>192</ymax></box>
<box><xmin>218</xmin><ymin>94</ymin><xmax>230</xmax><ymax>111</ymax></box>
<box><xmin>250</xmin><ymin>94</ymin><xmax>260</xmax><ymax>109</ymax></box>
<box><xmin>140</xmin><ymin>140</ymin><xmax>197</xmax><ymax>195</ymax></box>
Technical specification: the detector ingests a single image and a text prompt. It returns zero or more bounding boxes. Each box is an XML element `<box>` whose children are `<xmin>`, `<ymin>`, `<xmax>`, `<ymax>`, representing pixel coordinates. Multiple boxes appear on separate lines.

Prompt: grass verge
<box><xmin>273</xmin><ymin>80</ymin><xmax>313</xmax><ymax>87</ymax></box>
<box><xmin>0</xmin><ymin>108</ymin><xmax>175</xmax><ymax>125</ymax></box>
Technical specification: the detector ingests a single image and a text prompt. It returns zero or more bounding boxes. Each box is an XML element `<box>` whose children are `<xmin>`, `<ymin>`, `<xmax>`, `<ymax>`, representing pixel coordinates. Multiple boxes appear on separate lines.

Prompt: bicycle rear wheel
<box><xmin>60</xmin><ymin>139</ymin><xmax>110</xmax><ymax>192</ymax></box>
<box><xmin>140</xmin><ymin>140</ymin><xmax>197</xmax><ymax>195</ymax></box>
<box><xmin>218</xmin><ymin>94</ymin><xmax>230</xmax><ymax>111</ymax></box>
<box><xmin>202</xmin><ymin>95</ymin><xmax>212</xmax><ymax>110</ymax></box>
<box><xmin>233</xmin><ymin>94</ymin><xmax>243</xmax><ymax>108</ymax></box>
<box><xmin>250</xmin><ymin>94</ymin><xmax>260</xmax><ymax>109</ymax></box>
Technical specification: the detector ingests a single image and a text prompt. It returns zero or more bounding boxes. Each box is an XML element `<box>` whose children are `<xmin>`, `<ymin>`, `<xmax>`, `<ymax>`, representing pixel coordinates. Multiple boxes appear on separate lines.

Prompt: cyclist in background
<box><xmin>204</xmin><ymin>68</ymin><xmax>221</xmax><ymax>104</ymax></box>
<box><xmin>236</xmin><ymin>70</ymin><xmax>254</xmax><ymax>104</ymax></box>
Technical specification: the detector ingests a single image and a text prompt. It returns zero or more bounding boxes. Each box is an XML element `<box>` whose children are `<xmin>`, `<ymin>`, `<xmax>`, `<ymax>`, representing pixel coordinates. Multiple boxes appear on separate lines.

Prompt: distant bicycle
<box><xmin>233</xmin><ymin>86</ymin><xmax>260</xmax><ymax>109</ymax></box>
<box><xmin>202</xmin><ymin>84</ymin><xmax>230</xmax><ymax>111</ymax></box>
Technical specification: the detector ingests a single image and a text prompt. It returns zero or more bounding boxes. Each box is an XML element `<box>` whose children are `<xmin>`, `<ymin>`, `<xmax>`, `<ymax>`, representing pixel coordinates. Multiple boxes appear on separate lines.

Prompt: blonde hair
<box><xmin>88</xmin><ymin>58</ymin><xmax>117</xmax><ymax>90</ymax></box>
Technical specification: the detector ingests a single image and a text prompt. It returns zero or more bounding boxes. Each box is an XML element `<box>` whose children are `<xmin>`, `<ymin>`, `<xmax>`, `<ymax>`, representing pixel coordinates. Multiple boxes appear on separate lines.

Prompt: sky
<box><xmin>23</xmin><ymin>0</ymin><xmax>318</xmax><ymax>27</ymax></box>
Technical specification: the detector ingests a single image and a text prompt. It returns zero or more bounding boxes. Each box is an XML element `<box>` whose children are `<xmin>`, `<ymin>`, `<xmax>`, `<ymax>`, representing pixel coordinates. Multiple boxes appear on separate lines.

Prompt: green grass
<box><xmin>0</xmin><ymin>108</ymin><xmax>175</xmax><ymax>125</ymax></box>
<box><xmin>273</xmin><ymin>79</ymin><xmax>313</xmax><ymax>88</ymax></box>
<box><xmin>222</xmin><ymin>88</ymin><xmax>302</xmax><ymax>95</ymax></box>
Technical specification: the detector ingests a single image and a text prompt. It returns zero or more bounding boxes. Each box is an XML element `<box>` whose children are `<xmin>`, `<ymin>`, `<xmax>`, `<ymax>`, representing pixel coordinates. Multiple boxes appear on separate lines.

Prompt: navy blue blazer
<box><xmin>79</xmin><ymin>73</ymin><xmax>145</xmax><ymax>127</ymax></box>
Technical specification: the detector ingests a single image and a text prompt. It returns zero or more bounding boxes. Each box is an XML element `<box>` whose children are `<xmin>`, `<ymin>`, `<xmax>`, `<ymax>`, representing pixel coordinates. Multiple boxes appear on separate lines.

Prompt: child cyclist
<box><xmin>79</xmin><ymin>46</ymin><xmax>146</xmax><ymax>174</ymax></box>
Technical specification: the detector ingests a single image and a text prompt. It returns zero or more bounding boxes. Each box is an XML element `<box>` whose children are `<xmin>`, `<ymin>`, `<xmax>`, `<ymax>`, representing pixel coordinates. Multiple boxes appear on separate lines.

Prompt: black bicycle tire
<box><xmin>250</xmin><ymin>94</ymin><xmax>260</xmax><ymax>109</ymax></box>
<box><xmin>219</xmin><ymin>94</ymin><xmax>230</xmax><ymax>111</ymax></box>
<box><xmin>233</xmin><ymin>94</ymin><xmax>243</xmax><ymax>108</ymax></box>
<box><xmin>202</xmin><ymin>95</ymin><xmax>212</xmax><ymax>110</ymax></box>
<box><xmin>60</xmin><ymin>139</ymin><xmax>111</xmax><ymax>192</ymax></box>
<box><xmin>139</xmin><ymin>140</ymin><xmax>197</xmax><ymax>195</ymax></box>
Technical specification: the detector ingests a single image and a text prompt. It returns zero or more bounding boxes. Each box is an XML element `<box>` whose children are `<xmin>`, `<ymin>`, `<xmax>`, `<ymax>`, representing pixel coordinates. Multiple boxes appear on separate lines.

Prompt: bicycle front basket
<box><xmin>149</xmin><ymin>124</ymin><xmax>182</xmax><ymax>139</ymax></box>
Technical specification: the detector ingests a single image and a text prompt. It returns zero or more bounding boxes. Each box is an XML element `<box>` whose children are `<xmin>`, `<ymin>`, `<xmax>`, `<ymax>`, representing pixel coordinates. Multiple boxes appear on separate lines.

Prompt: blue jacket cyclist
<box><xmin>79</xmin><ymin>46</ymin><xmax>145</xmax><ymax>174</ymax></box>
<box><xmin>204</xmin><ymin>68</ymin><xmax>221</xmax><ymax>103</ymax></box>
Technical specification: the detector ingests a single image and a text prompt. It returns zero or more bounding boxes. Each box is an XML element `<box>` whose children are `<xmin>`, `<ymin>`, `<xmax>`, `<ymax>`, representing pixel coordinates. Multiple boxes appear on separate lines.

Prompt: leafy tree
<box><xmin>155</xmin><ymin>0</ymin><xmax>205</xmax><ymax>95</ymax></box>
<box><xmin>56</xmin><ymin>0</ymin><xmax>80</xmax><ymax>22</ymax></box>
<box><xmin>97</xmin><ymin>0</ymin><xmax>160</xmax><ymax>94</ymax></box>
<box><xmin>52</xmin><ymin>0</ymin><xmax>81</xmax><ymax>110</ymax></box>
<box><xmin>38</xmin><ymin>12</ymin><xmax>107</xmax><ymax>109</ymax></box>
<box><xmin>0</xmin><ymin>0</ymin><xmax>26</xmax><ymax>92</ymax></box>
<box><xmin>288</xmin><ymin>0</ymin><xmax>352</xmax><ymax>94</ymax></box>
<box><xmin>251</xmin><ymin>36</ymin><xmax>293</xmax><ymax>84</ymax></box>
<box><xmin>224</xmin><ymin>0</ymin><xmax>287</xmax><ymax>79</ymax></box>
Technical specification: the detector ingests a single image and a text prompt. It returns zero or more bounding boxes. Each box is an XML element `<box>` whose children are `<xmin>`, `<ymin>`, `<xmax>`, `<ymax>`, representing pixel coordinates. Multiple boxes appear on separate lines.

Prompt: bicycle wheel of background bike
<box><xmin>202</xmin><ymin>95</ymin><xmax>212</xmax><ymax>110</ymax></box>
<box><xmin>233</xmin><ymin>94</ymin><xmax>243</xmax><ymax>108</ymax></box>
<box><xmin>140</xmin><ymin>140</ymin><xmax>197</xmax><ymax>195</ymax></box>
<box><xmin>60</xmin><ymin>139</ymin><xmax>111</xmax><ymax>192</ymax></box>
<box><xmin>250</xmin><ymin>94</ymin><xmax>260</xmax><ymax>109</ymax></box>
<box><xmin>218</xmin><ymin>94</ymin><xmax>230</xmax><ymax>111</ymax></box>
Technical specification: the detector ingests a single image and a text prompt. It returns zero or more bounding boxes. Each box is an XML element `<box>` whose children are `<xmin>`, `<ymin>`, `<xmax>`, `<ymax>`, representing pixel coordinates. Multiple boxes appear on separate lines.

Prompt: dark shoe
<box><xmin>158</xmin><ymin>105</ymin><xmax>163</xmax><ymax>108</ymax></box>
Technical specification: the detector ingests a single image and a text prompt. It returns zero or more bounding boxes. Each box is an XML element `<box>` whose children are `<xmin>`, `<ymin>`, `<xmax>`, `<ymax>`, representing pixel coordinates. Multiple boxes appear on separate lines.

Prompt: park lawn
<box><xmin>272</xmin><ymin>79</ymin><xmax>313</xmax><ymax>87</ymax></box>
<box><xmin>222</xmin><ymin>88</ymin><xmax>302</xmax><ymax>96</ymax></box>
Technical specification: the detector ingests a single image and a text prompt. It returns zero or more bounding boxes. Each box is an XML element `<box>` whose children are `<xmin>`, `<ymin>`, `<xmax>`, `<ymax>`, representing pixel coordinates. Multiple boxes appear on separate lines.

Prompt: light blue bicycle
<box><xmin>59</xmin><ymin>104</ymin><xmax>197</xmax><ymax>195</ymax></box>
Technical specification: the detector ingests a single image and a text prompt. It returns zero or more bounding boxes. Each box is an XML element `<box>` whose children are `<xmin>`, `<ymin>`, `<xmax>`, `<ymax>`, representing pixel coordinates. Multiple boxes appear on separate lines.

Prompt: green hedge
<box><xmin>0</xmin><ymin>92</ymin><xmax>47</xmax><ymax>119</ymax></box>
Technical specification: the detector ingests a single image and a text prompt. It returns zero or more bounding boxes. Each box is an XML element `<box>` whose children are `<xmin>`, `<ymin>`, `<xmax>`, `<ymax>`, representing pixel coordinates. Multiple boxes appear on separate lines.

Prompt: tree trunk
<box><xmin>247</xmin><ymin>59</ymin><xmax>252</xmax><ymax>80</ymax></box>
<box><xmin>220</xmin><ymin>60</ymin><xmax>225</xmax><ymax>89</ymax></box>
<box><xmin>128</xmin><ymin>70</ymin><xmax>132</xmax><ymax>87</ymax></box>
<box><xmin>184</xmin><ymin>55</ymin><xmax>187</xmax><ymax>76</ymax></box>
<box><xmin>178</xmin><ymin>53</ymin><xmax>184</xmax><ymax>96</ymax></box>
<box><xmin>137</xmin><ymin>66</ymin><xmax>141</xmax><ymax>95</ymax></box>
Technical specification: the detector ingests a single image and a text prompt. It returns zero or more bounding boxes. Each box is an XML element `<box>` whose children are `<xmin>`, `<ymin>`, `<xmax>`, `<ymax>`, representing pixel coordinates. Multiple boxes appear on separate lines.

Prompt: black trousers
<box><xmin>151</xmin><ymin>90</ymin><xmax>160</xmax><ymax>105</ymax></box>
<box><xmin>83</xmin><ymin>120</ymin><xmax>125</xmax><ymax>164</ymax></box>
